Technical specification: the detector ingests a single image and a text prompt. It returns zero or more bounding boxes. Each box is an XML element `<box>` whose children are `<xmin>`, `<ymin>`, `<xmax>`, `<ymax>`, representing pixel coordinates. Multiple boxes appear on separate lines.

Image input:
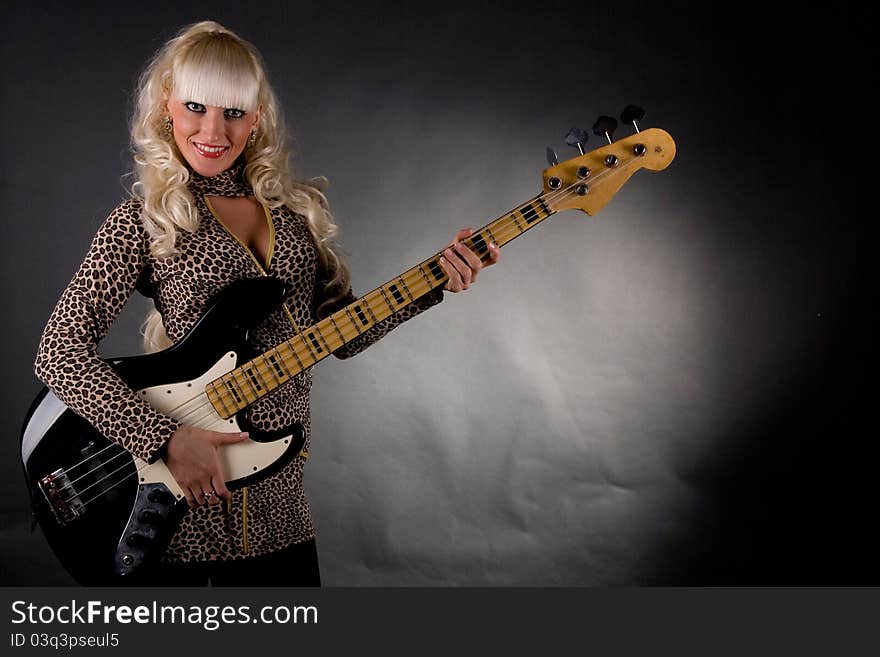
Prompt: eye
<box><xmin>224</xmin><ymin>108</ymin><xmax>246</xmax><ymax>119</ymax></box>
<box><xmin>183</xmin><ymin>101</ymin><xmax>206</xmax><ymax>113</ymax></box>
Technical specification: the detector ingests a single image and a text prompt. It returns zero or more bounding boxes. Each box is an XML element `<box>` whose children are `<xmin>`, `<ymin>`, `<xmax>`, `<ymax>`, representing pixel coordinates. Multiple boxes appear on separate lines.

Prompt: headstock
<box><xmin>542</xmin><ymin>110</ymin><xmax>676</xmax><ymax>216</ymax></box>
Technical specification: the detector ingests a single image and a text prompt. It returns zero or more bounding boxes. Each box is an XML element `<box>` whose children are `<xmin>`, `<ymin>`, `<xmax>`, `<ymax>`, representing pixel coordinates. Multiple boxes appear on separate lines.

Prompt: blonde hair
<box><xmin>130</xmin><ymin>21</ymin><xmax>349</xmax><ymax>351</ymax></box>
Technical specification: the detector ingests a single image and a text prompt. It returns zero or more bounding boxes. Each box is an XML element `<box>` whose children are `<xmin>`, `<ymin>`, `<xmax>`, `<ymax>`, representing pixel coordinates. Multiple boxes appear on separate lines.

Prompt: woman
<box><xmin>33</xmin><ymin>21</ymin><xmax>498</xmax><ymax>586</ymax></box>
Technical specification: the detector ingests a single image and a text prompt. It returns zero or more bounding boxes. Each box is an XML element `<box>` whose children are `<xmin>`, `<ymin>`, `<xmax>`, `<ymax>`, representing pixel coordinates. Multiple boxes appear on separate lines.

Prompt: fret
<box><xmin>342</xmin><ymin>306</ymin><xmax>364</xmax><ymax>334</ymax></box>
<box><xmin>224</xmin><ymin>379</ymin><xmax>244</xmax><ymax>406</ymax></box>
<box><xmin>387</xmin><ymin>282</ymin><xmax>406</xmax><ymax>306</ymax></box>
<box><xmin>495</xmin><ymin>216</ymin><xmax>522</xmax><ymax>246</ymax></box>
<box><xmin>397</xmin><ymin>276</ymin><xmax>415</xmax><ymax>302</ymax></box>
<box><xmin>259</xmin><ymin>354</ymin><xmax>281</xmax><ymax>387</ymax></box>
<box><xmin>537</xmin><ymin>196</ymin><xmax>551</xmax><ymax>217</ymax></box>
<box><xmin>313</xmin><ymin>322</ymin><xmax>335</xmax><ymax>353</ymax></box>
<box><xmin>304</xmin><ymin>330</ymin><xmax>325</xmax><ymax>357</ymax></box>
<box><xmin>360</xmin><ymin>294</ymin><xmax>378</xmax><ymax>324</ymax></box>
<box><xmin>505</xmin><ymin>214</ymin><xmax>526</xmax><ymax>238</ymax></box>
<box><xmin>244</xmin><ymin>363</ymin><xmax>264</xmax><ymax>393</ymax></box>
<box><xmin>208</xmin><ymin>381</ymin><xmax>235</xmax><ymax>417</ymax></box>
<box><xmin>231</xmin><ymin>369</ymin><xmax>260</xmax><ymax>402</ymax></box>
<box><xmin>360</xmin><ymin>292</ymin><xmax>384</xmax><ymax>324</ymax></box>
<box><xmin>378</xmin><ymin>286</ymin><xmax>397</xmax><ymax>313</ymax></box>
<box><xmin>301</xmin><ymin>329</ymin><xmax>323</xmax><ymax>362</ymax></box>
<box><xmin>511</xmin><ymin>212</ymin><xmax>526</xmax><ymax>232</ymax></box>
<box><xmin>328</xmin><ymin>313</ymin><xmax>348</xmax><ymax>343</ymax></box>
<box><xmin>520</xmin><ymin>202</ymin><xmax>539</xmax><ymax>225</ymax></box>
<box><xmin>416</xmin><ymin>263</ymin><xmax>434</xmax><ymax>287</ymax></box>
<box><xmin>469</xmin><ymin>232</ymin><xmax>488</xmax><ymax>257</ymax></box>
<box><xmin>350</xmin><ymin>303</ymin><xmax>370</xmax><ymax>330</ymax></box>
<box><xmin>484</xmin><ymin>224</ymin><xmax>499</xmax><ymax>248</ymax></box>
<box><xmin>287</xmin><ymin>335</ymin><xmax>313</xmax><ymax>369</ymax></box>
<box><xmin>281</xmin><ymin>340</ymin><xmax>305</xmax><ymax>374</ymax></box>
<box><xmin>253</xmin><ymin>359</ymin><xmax>273</xmax><ymax>389</ymax></box>
<box><xmin>267</xmin><ymin>351</ymin><xmax>290</xmax><ymax>380</ymax></box>
<box><xmin>403</xmin><ymin>269</ymin><xmax>428</xmax><ymax>298</ymax></box>
<box><xmin>427</xmin><ymin>258</ymin><xmax>445</xmax><ymax>283</ymax></box>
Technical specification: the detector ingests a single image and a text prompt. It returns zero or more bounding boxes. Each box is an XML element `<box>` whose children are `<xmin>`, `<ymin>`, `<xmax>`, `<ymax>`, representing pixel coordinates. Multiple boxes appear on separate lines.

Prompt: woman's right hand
<box><xmin>164</xmin><ymin>426</ymin><xmax>249</xmax><ymax>507</ymax></box>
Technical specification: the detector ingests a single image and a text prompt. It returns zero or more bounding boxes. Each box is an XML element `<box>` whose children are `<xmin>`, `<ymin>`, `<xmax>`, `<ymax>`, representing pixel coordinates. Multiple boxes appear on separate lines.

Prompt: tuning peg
<box><xmin>620</xmin><ymin>105</ymin><xmax>645</xmax><ymax>133</ymax></box>
<box><xmin>546</xmin><ymin>147</ymin><xmax>558</xmax><ymax>166</ymax></box>
<box><xmin>564</xmin><ymin>127</ymin><xmax>589</xmax><ymax>155</ymax></box>
<box><xmin>592</xmin><ymin>116</ymin><xmax>618</xmax><ymax>144</ymax></box>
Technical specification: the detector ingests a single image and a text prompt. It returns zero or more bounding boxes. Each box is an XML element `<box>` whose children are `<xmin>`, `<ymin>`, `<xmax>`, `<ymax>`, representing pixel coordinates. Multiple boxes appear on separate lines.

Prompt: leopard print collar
<box><xmin>187</xmin><ymin>158</ymin><xmax>253</xmax><ymax>197</ymax></box>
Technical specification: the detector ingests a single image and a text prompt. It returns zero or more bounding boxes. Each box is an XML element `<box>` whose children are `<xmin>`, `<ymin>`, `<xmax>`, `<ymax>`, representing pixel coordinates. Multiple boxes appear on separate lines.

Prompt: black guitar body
<box><xmin>21</xmin><ymin>277</ymin><xmax>306</xmax><ymax>585</ymax></box>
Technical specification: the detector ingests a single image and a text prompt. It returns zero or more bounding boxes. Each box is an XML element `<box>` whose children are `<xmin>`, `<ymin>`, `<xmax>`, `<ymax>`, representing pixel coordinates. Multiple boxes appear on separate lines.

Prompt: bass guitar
<box><xmin>21</xmin><ymin>114</ymin><xmax>675</xmax><ymax>584</ymax></box>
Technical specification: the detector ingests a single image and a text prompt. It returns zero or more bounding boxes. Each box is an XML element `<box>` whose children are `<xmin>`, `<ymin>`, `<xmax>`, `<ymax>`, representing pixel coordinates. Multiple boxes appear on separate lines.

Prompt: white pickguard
<box><xmin>133</xmin><ymin>351</ymin><xmax>293</xmax><ymax>499</ymax></box>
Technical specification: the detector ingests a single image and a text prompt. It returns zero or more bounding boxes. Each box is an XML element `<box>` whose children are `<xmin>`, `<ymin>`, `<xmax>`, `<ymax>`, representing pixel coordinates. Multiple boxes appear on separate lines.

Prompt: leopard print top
<box><xmin>34</xmin><ymin>159</ymin><xmax>442</xmax><ymax>563</ymax></box>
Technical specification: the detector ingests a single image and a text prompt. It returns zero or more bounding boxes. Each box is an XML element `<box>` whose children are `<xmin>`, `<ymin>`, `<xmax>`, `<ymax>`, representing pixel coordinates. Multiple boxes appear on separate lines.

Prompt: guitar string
<box><xmin>78</xmin><ymin>463</ymin><xmax>148</xmax><ymax>509</ymax></box>
<box><xmin>53</xmin><ymin>456</ymin><xmax>139</xmax><ymax>505</ymax></box>
<box><xmin>197</xmin><ymin>153</ymin><xmax>640</xmax><ymax>415</ymax></box>
<box><xmin>52</xmin><ymin>442</ymin><xmax>129</xmax><ymax>478</ymax></box>
<box><xmin>44</xmin><ymin>386</ymin><xmax>220</xmax><ymax>483</ymax></box>
<box><xmin>44</xmin><ymin>153</ymin><xmax>641</xmax><ymax>508</ymax></box>
<box><xmin>60</xmin><ymin>458</ymin><xmax>163</xmax><ymax>514</ymax></box>
<box><xmin>48</xmin><ymin>448</ymin><xmax>131</xmax><ymax>495</ymax></box>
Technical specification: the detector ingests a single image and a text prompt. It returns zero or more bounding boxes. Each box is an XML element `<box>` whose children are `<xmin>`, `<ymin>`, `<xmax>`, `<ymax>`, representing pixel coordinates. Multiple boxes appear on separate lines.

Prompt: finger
<box><xmin>440</xmin><ymin>252</ymin><xmax>467</xmax><ymax>291</ymax></box>
<box><xmin>213</xmin><ymin>431</ymin><xmax>250</xmax><ymax>445</ymax></box>
<box><xmin>199</xmin><ymin>487</ymin><xmax>217</xmax><ymax>506</ymax></box>
<box><xmin>200</xmin><ymin>473</ymin><xmax>222</xmax><ymax>505</ymax></box>
<box><xmin>197</xmin><ymin>481</ymin><xmax>215</xmax><ymax>506</ymax></box>
<box><xmin>452</xmin><ymin>241</ymin><xmax>483</xmax><ymax>273</ymax></box>
<box><xmin>444</xmin><ymin>247</ymin><xmax>472</xmax><ymax>288</ymax></box>
<box><xmin>485</xmin><ymin>243</ymin><xmax>500</xmax><ymax>265</ymax></box>
<box><xmin>451</xmin><ymin>227</ymin><xmax>473</xmax><ymax>245</ymax></box>
<box><xmin>196</xmin><ymin>474</ymin><xmax>218</xmax><ymax>503</ymax></box>
<box><xmin>439</xmin><ymin>255</ymin><xmax>462</xmax><ymax>292</ymax></box>
<box><xmin>211</xmin><ymin>474</ymin><xmax>231</xmax><ymax>501</ymax></box>
<box><xmin>203</xmin><ymin>487</ymin><xmax>221</xmax><ymax>506</ymax></box>
<box><xmin>186</xmin><ymin>486</ymin><xmax>202</xmax><ymax>507</ymax></box>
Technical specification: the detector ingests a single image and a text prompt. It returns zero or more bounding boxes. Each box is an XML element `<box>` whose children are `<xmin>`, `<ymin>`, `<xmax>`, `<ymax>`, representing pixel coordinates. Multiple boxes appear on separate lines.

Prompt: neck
<box><xmin>187</xmin><ymin>158</ymin><xmax>252</xmax><ymax>197</ymax></box>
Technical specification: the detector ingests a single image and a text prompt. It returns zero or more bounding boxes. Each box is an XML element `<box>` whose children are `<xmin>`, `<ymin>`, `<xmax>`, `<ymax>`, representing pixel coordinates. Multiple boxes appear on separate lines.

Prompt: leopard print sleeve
<box><xmin>316</xmin><ymin>285</ymin><xmax>444</xmax><ymax>360</ymax></box>
<box><xmin>33</xmin><ymin>199</ymin><xmax>180</xmax><ymax>463</ymax></box>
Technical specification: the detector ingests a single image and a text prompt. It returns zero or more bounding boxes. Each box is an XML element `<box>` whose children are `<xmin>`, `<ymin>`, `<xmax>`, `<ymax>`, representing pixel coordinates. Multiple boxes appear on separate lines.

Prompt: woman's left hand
<box><xmin>440</xmin><ymin>228</ymin><xmax>500</xmax><ymax>292</ymax></box>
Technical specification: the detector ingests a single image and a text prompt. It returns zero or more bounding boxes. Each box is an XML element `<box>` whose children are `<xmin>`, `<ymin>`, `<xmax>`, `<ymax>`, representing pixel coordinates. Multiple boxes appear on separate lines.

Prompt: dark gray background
<box><xmin>1</xmin><ymin>1</ymin><xmax>875</xmax><ymax>585</ymax></box>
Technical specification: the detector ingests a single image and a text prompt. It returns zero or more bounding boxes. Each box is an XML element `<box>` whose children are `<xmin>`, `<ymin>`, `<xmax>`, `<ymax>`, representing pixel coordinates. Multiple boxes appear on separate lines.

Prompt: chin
<box><xmin>190</xmin><ymin>162</ymin><xmax>227</xmax><ymax>177</ymax></box>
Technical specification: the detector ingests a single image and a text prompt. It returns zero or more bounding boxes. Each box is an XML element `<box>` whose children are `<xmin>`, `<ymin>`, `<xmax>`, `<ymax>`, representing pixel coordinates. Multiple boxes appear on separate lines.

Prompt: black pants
<box><xmin>148</xmin><ymin>539</ymin><xmax>321</xmax><ymax>587</ymax></box>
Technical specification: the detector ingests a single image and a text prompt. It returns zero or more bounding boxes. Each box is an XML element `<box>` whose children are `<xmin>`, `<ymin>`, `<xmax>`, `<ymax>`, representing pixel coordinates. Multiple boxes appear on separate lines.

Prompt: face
<box><xmin>166</xmin><ymin>98</ymin><xmax>260</xmax><ymax>177</ymax></box>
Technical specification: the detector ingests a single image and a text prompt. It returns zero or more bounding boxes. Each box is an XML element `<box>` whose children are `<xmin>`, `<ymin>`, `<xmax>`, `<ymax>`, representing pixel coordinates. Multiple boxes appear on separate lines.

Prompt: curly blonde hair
<box><xmin>130</xmin><ymin>20</ymin><xmax>349</xmax><ymax>351</ymax></box>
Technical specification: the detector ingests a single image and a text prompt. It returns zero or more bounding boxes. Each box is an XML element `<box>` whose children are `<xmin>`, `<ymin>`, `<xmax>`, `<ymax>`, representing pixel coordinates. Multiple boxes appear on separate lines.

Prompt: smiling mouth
<box><xmin>192</xmin><ymin>142</ymin><xmax>230</xmax><ymax>159</ymax></box>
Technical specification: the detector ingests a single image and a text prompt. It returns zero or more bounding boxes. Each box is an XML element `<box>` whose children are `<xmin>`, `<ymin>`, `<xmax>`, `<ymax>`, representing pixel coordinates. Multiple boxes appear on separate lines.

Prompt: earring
<box><xmin>247</xmin><ymin>130</ymin><xmax>257</xmax><ymax>149</ymax></box>
<box><xmin>163</xmin><ymin>116</ymin><xmax>173</xmax><ymax>136</ymax></box>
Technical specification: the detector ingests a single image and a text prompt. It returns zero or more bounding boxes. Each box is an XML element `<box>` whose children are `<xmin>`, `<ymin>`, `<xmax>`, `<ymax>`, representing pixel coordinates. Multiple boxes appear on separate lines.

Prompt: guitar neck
<box><xmin>202</xmin><ymin>125</ymin><xmax>679</xmax><ymax>417</ymax></box>
<box><xmin>206</xmin><ymin>193</ymin><xmax>556</xmax><ymax>418</ymax></box>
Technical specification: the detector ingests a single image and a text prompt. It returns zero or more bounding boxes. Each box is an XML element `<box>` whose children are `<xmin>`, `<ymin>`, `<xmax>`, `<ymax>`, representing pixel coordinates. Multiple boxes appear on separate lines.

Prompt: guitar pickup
<box><xmin>38</xmin><ymin>469</ymin><xmax>85</xmax><ymax>527</ymax></box>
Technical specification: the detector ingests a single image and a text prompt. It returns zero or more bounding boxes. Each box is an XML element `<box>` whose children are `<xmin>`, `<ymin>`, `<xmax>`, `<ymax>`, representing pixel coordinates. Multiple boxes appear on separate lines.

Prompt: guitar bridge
<box><xmin>38</xmin><ymin>469</ymin><xmax>85</xmax><ymax>527</ymax></box>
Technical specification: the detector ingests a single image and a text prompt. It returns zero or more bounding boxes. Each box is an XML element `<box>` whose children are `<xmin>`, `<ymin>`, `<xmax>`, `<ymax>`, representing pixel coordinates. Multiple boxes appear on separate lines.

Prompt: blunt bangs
<box><xmin>171</xmin><ymin>37</ymin><xmax>260</xmax><ymax>112</ymax></box>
